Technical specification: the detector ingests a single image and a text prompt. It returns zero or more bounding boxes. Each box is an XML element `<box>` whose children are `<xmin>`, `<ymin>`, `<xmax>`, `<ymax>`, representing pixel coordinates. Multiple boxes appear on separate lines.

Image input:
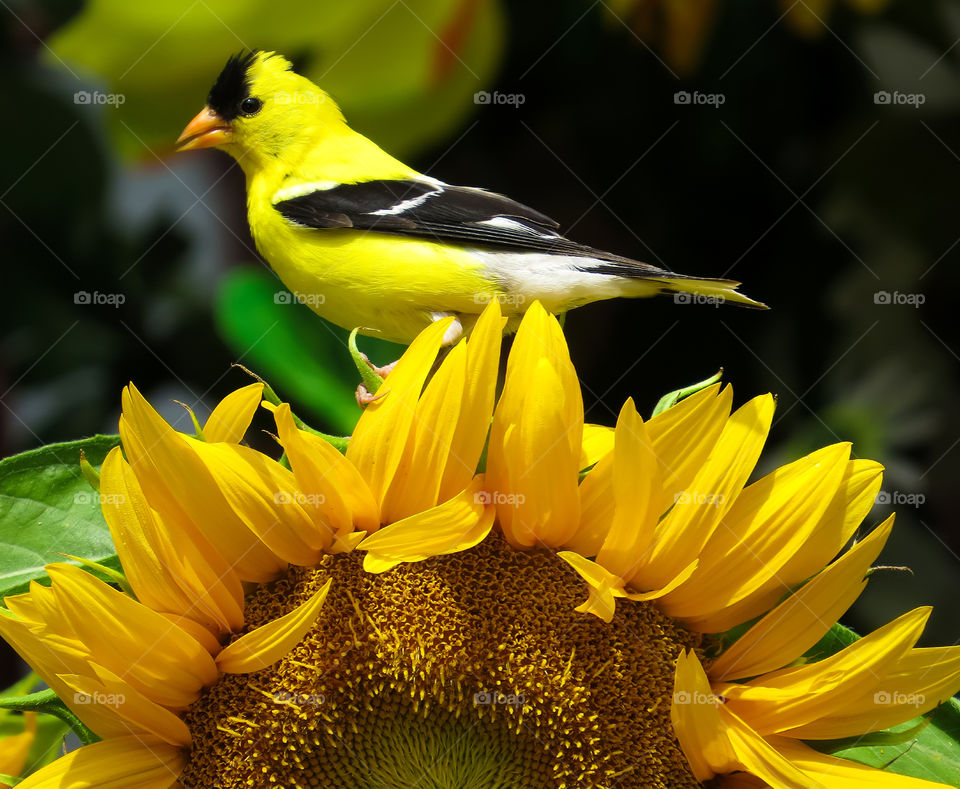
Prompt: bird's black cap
<box><xmin>207</xmin><ymin>51</ymin><xmax>259</xmax><ymax>121</ymax></box>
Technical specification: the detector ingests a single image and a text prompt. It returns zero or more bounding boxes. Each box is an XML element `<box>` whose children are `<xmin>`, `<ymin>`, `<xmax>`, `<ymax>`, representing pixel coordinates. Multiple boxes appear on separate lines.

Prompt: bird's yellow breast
<box><xmin>247</xmin><ymin>189</ymin><xmax>499</xmax><ymax>344</ymax></box>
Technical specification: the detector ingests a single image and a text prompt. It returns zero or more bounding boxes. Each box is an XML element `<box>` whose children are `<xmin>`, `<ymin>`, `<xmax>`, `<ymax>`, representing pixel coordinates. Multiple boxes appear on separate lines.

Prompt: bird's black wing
<box><xmin>273</xmin><ymin>179</ymin><xmax>643</xmax><ymax>263</ymax></box>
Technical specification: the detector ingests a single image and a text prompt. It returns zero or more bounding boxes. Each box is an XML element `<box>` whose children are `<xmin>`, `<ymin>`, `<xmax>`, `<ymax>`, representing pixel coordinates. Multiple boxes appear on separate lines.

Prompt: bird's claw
<box><xmin>355</xmin><ymin>356</ymin><xmax>398</xmax><ymax>407</ymax></box>
<box><xmin>356</xmin><ymin>383</ymin><xmax>390</xmax><ymax>408</ymax></box>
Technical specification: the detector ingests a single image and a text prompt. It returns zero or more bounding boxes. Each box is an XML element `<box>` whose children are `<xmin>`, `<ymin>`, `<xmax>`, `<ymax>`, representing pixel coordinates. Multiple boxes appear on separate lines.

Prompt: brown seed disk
<box><xmin>180</xmin><ymin>533</ymin><xmax>703</xmax><ymax>788</ymax></box>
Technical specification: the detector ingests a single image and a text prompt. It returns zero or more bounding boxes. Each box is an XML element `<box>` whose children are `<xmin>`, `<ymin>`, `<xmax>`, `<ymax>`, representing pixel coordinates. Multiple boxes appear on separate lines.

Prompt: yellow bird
<box><xmin>177</xmin><ymin>51</ymin><xmax>764</xmax><ymax>346</ymax></box>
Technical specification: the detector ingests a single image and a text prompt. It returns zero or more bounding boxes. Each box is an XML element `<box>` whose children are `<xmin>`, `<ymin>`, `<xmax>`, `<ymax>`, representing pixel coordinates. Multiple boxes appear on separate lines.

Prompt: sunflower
<box><xmin>1</xmin><ymin>300</ymin><xmax>958</xmax><ymax>788</ymax></box>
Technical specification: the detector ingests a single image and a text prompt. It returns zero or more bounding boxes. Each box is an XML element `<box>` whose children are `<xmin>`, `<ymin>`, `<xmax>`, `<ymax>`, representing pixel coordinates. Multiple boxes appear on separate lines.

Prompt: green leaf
<box><xmin>804</xmin><ymin>624</ymin><xmax>960</xmax><ymax>784</ymax></box>
<box><xmin>215</xmin><ymin>269</ymin><xmax>402</xmax><ymax>435</ymax></box>
<box><xmin>0</xmin><ymin>436</ymin><xmax>121</xmax><ymax>600</ymax></box>
<box><xmin>821</xmin><ymin>697</ymin><xmax>960</xmax><ymax>785</ymax></box>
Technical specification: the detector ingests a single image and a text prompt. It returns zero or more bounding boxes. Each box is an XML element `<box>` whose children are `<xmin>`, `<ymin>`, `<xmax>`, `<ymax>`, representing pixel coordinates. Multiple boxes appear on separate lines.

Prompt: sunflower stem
<box><xmin>0</xmin><ymin>690</ymin><xmax>99</xmax><ymax>746</ymax></box>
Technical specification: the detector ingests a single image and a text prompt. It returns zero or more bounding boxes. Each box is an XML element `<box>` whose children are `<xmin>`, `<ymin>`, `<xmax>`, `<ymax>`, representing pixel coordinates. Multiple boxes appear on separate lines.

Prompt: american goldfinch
<box><xmin>177</xmin><ymin>51</ymin><xmax>764</xmax><ymax>345</ymax></box>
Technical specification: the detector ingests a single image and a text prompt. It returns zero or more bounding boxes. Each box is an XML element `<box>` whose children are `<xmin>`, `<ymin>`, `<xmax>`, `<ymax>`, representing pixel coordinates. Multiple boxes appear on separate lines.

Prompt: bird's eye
<box><xmin>240</xmin><ymin>97</ymin><xmax>263</xmax><ymax>116</ymax></box>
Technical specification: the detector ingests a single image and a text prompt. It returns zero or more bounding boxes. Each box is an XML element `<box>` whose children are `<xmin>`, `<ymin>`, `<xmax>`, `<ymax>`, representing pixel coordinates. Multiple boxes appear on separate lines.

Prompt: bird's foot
<box><xmin>355</xmin><ymin>355</ymin><xmax>399</xmax><ymax>408</ymax></box>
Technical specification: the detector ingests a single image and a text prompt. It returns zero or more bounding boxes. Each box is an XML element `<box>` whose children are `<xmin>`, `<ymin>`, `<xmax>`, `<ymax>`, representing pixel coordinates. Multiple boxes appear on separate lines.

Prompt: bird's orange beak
<box><xmin>175</xmin><ymin>106</ymin><xmax>232</xmax><ymax>151</ymax></box>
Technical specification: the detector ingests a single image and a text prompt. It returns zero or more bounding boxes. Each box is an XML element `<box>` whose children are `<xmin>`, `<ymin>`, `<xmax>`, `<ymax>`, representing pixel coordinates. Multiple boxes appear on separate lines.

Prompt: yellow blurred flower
<box><xmin>0</xmin><ymin>300</ymin><xmax>956</xmax><ymax>787</ymax></box>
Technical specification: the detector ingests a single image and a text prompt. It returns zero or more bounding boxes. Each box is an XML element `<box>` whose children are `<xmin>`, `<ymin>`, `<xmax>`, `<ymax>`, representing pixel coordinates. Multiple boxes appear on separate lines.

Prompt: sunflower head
<box><xmin>1</xmin><ymin>300</ymin><xmax>958</xmax><ymax>788</ymax></box>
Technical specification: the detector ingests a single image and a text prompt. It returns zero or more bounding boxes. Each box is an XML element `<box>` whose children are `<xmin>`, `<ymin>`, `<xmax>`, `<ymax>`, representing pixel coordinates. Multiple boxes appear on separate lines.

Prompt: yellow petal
<box><xmin>202</xmin><ymin>382</ymin><xmax>264</xmax><ymax>443</ymax></box>
<box><xmin>0</xmin><ymin>711</ymin><xmax>35</xmax><ymax>777</ymax></box>
<box><xmin>217</xmin><ymin>579</ymin><xmax>331</xmax><ymax>674</ymax></box>
<box><xmin>661</xmin><ymin>443</ymin><xmax>851</xmax><ymax>622</ymax></box>
<box><xmin>558</xmin><ymin>551</ymin><xmax>698</xmax><ymax>623</ymax></box>
<box><xmin>567</xmin><ymin>384</ymin><xmax>732</xmax><ymax>559</ymax></box>
<box><xmin>595</xmin><ymin>398</ymin><xmax>669</xmax><ymax>584</ymax></box>
<box><xmin>59</xmin><ymin>662</ymin><xmax>192</xmax><ymax>746</ymax></box>
<box><xmin>0</xmin><ymin>613</ymin><xmax>124</xmax><ymax>738</ymax></box>
<box><xmin>185</xmin><ymin>437</ymin><xmax>329</xmax><ymax>564</ymax></box>
<box><xmin>641</xmin><ymin>394</ymin><xmax>776</xmax><ymax>590</ymax></box>
<box><xmin>14</xmin><ymin>734</ymin><xmax>185</xmax><ymax>789</ymax></box>
<box><xmin>487</xmin><ymin>303</ymin><xmax>582</xmax><ymax>548</ymax></box>
<box><xmin>45</xmin><ymin>564</ymin><xmax>219</xmax><ymax>708</ymax></box>
<box><xmin>439</xmin><ymin>299</ymin><xmax>503</xmax><ymax>501</ymax></box>
<box><xmin>765</xmin><ymin>735</ymin><xmax>954</xmax><ymax>788</ymax></box>
<box><xmin>271</xmin><ymin>403</ymin><xmax>379</xmax><ymax>536</ymax></box>
<box><xmin>121</xmin><ymin>384</ymin><xmax>286</xmax><ymax>583</ymax></box>
<box><xmin>100</xmin><ymin>448</ymin><xmax>244</xmax><ymax>635</ymax></box>
<box><xmin>645</xmin><ymin>382</ymin><xmax>732</xmax><ymax>502</ymax></box>
<box><xmin>361</xmin><ymin>478</ymin><xmax>495</xmax><ymax>573</ymax></box>
<box><xmin>709</xmin><ymin>516</ymin><xmax>893</xmax><ymax>681</ymax></box>
<box><xmin>564</xmin><ymin>450</ymin><xmax>615</xmax><ymax>557</ymax></box>
<box><xmin>380</xmin><ymin>341</ymin><xmax>467</xmax><ymax>523</ymax></box>
<box><xmin>347</xmin><ymin>317</ymin><xmax>450</xmax><ymax>505</ymax></box>
<box><xmin>580</xmin><ymin>423</ymin><xmax>614</xmax><ymax>469</ymax></box>
<box><xmin>720</xmin><ymin>607</ymin><xmax>930</xmax><ymax>735</ymax></box>
<box><xmin>670</xmin><ymin>648</ymin><xmax>738</xmax><ymax>781</ymax></box>
<box><xmin>692</xmin><ymin>458</ymin><xmax>884</xmax><ymax>634</ymax></box>
<box><xmin>782</xmin><ymin>642</ymin><xmax>960</xmax><ymax>739</ymax></box>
